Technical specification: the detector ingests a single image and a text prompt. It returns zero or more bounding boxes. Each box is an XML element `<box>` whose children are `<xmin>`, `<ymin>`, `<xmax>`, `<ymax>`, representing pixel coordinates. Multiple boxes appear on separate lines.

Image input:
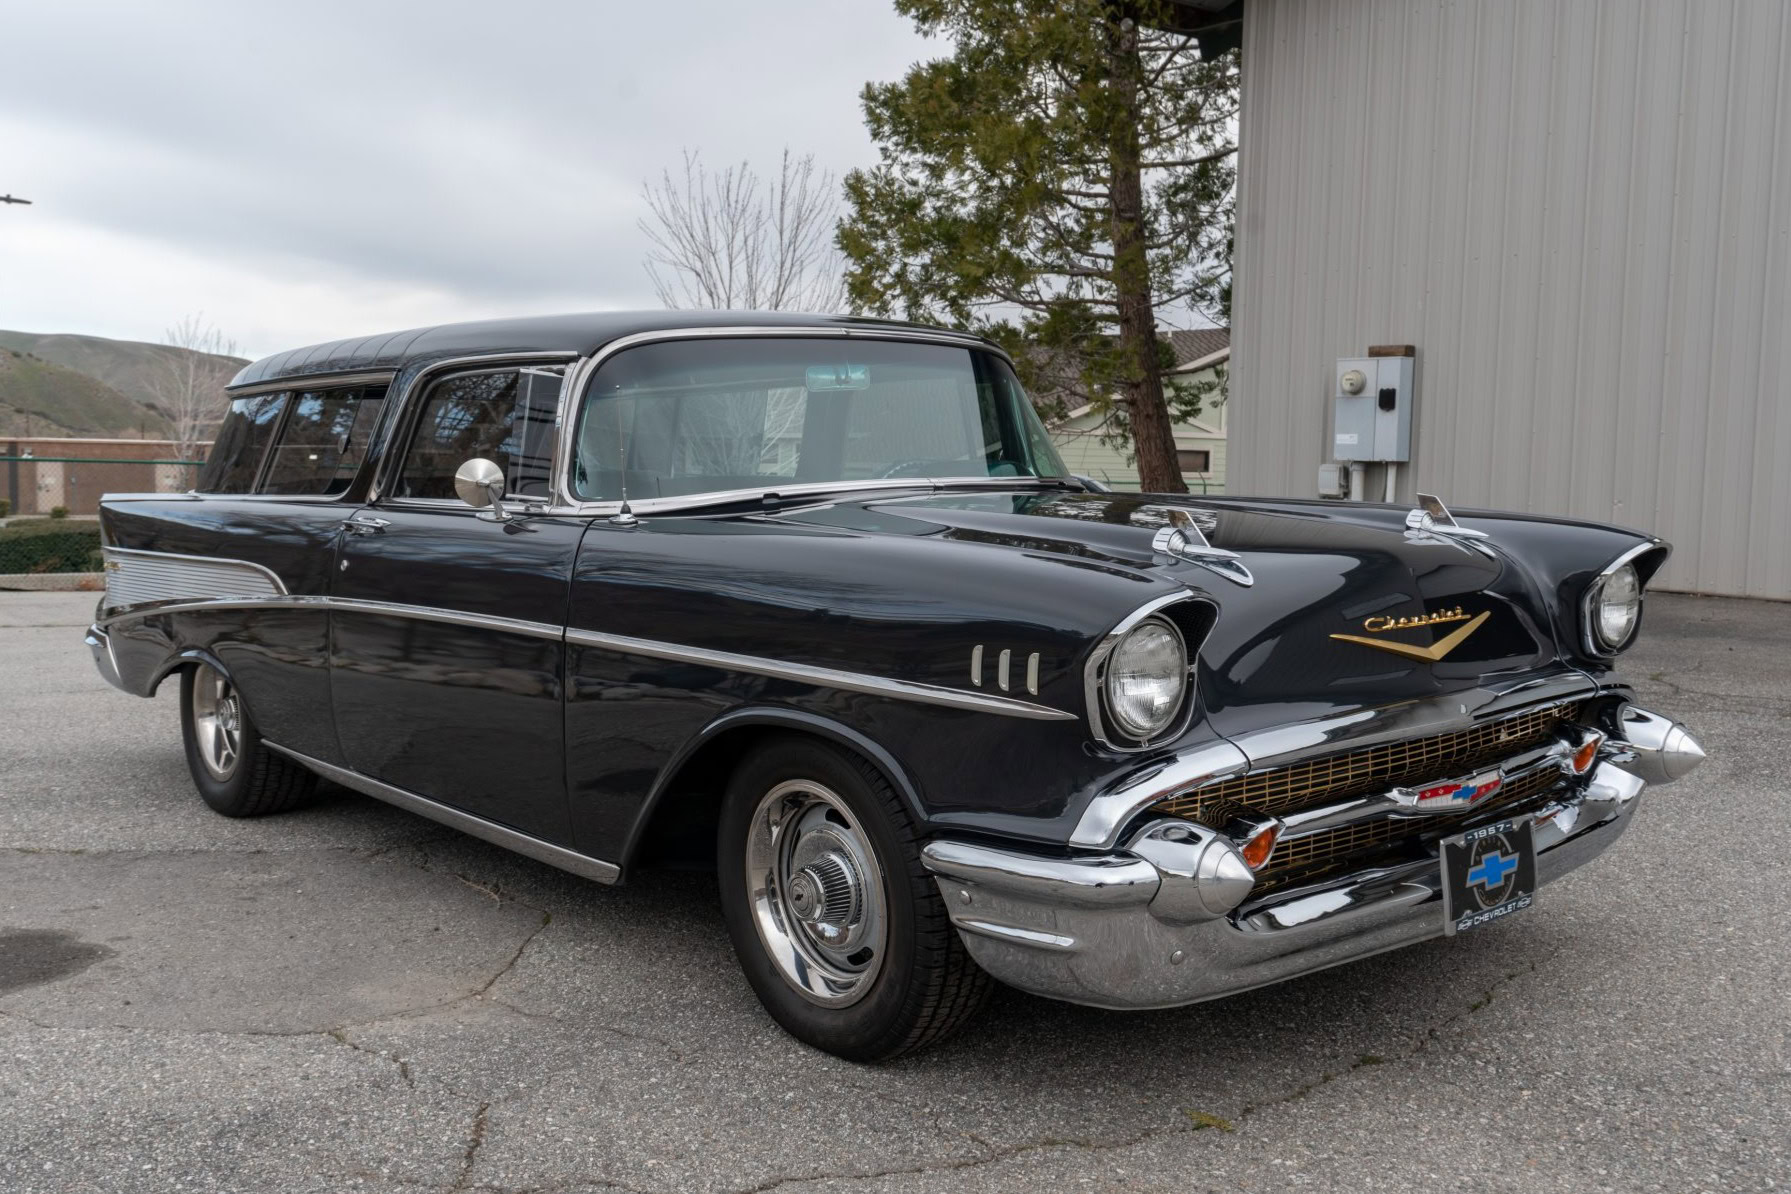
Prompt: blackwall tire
<box><xmin>717</xmin><ymin>736</ymin><xmax>991</xmax><ymax>1061</ymax></box>
<box><xmin>179</xmin><ymin>663</ymin><xmax>318</xmax><ymax>818</ymax></box>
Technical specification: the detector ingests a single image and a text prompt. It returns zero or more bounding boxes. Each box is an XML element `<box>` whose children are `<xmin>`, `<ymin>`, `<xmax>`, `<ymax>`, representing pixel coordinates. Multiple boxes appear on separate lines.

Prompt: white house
<box><xmin>1050</xmin><ymin>329</ymin><xmax>1231</xmax><ymax>492</ymax></box>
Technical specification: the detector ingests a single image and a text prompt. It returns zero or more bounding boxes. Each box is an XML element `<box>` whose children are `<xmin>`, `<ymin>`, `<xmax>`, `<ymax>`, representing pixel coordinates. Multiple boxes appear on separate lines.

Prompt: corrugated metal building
<box><xmin>1223</xmin><ymin>0</ymin><xmax>1791</xmax><ymax>598</ymax></box>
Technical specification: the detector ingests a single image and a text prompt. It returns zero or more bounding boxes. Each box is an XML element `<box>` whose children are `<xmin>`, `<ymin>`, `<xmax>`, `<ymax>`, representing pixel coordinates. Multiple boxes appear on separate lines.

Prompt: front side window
<box><xmin>260</xmin><ymin>385</ymin><xmax>386</xmax><ymax>495</ymax></box>
<box><xmin>198</xmin><ymin>392</ymin><xmax>289</xmax><ymax>493</ymax></box>
<box><xmin>395</xmin><ymin>369</ymin><xmax>561</xmax><ymax>500</ymax></box>
<box><xmin>570</xmin><ymin>338</ymin><xmax>1066</xmax><ymax>502</ymax></box>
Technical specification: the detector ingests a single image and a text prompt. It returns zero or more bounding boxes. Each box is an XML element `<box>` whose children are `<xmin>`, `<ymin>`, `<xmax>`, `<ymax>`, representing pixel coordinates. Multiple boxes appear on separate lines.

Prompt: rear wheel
<box><xmin>717</xmin><ymin>737</ymin><xmax>991</xmax><ymax>1061</ymax></box>
<box><xmin>179</xmin><ymin>662</ymin><xmax>317</xmax><ymax>817</ymax></box>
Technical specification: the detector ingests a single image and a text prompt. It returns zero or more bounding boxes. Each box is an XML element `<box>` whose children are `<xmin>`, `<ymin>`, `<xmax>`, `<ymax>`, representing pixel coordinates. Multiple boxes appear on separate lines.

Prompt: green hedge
<box><xmin>0</xmin><ymin>519</ymin><xmax>104</xmax><ymax>574</ymax></box>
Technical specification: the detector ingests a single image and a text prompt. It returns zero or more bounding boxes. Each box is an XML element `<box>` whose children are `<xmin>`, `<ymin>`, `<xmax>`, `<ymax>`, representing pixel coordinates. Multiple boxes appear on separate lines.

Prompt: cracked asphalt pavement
<box><xmin>2</xmin><ymin>590</ymin><xmax>1786</xmax><ymax>1193</ymax></box>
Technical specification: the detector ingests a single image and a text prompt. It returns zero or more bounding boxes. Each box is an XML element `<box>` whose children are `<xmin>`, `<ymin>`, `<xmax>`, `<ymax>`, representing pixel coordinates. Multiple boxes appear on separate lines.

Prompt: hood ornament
<box><xmin>1405</xmin><ymin>493</ymin><xmax>1490</xmax><ymax>547</ymax></box>
<box><xmin>1152</xmin><ymin>509</ymin><xmax>1253</xmax><ymax>587</ymax></box>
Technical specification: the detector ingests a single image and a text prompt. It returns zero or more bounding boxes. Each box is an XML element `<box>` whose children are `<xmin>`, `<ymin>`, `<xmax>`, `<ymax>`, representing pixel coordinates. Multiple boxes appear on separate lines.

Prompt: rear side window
<box><xmin>260</xmin><ymin>385</ymin><xmax>386</xmax><ymax>495</ymax></box>
<box><xmin>198</xmin><ymin>392</ymin><xmax>289</xmax><ymax>493</ymax></box>
<box><xmin>394</xmin><ymin>369</ymin><xmax>561</xmax><ymax>500</ymax></box>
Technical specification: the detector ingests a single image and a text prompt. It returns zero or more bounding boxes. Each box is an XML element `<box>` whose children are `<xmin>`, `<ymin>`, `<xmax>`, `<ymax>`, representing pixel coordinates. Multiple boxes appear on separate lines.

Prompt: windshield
<box><xmin>569</xmin><ymin>337</ymin><xmax>1067</xmax><ymax>503</ymax></box>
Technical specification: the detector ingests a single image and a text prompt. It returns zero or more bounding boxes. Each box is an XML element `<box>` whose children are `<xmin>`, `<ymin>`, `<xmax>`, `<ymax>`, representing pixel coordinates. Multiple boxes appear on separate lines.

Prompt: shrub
<box><xmin>0</xmin><ymin>497</ymin><xmax>10</xmax><ymax>518</ymax></box>
<box><xmin>0</xmin><ymin>518</ymin><xmax>103</xmax><ymax>574</ymax></box>
<box><xmin>49</xmin><ymin>506</ymin><xmax>69</xmax><ymax>519</ymax></box>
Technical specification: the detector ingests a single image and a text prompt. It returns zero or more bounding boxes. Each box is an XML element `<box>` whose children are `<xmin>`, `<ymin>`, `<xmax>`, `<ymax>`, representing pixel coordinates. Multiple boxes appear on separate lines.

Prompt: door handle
<box><xmin>343</xmin><ymin>515</ymin><xmax>390</xmax><ymax>536</ymax></box>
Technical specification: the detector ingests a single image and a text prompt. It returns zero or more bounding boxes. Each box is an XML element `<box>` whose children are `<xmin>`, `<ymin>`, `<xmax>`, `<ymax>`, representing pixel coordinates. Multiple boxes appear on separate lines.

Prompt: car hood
<box><xmin>775</xmin><ymin>488</ymin><xmax>1567</xmax><ymax>738</ymax></box>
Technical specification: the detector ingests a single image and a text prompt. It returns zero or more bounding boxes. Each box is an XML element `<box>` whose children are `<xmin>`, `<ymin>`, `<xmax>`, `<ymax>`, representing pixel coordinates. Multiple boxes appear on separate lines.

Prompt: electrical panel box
<box><xmin>1333</xmin><ymin>354</ymin><xmax>1413</xmax><ymax>462</ymax></box>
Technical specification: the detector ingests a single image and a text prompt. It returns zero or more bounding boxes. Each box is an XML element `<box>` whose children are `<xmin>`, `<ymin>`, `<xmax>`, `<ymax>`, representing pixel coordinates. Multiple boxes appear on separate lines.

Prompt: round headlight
<box><xmin>1593</xmin><ymin>563</ymin><xmax>1641</xmax><ymax>650</ymax></box>
<box><xmin>1104</xmin><ymin>618</ymin><xmax>1187</xmax><ymax>740</ymax></box>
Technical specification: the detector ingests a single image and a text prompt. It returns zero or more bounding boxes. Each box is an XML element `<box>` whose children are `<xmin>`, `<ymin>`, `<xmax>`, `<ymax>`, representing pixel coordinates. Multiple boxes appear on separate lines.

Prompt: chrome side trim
<box><xmin>551</xmin><ymin>324</ymin><xmax>1022</xmax><ymax>511</ymax></box>
<box><xmin>565</xmin><ymin>626</ymin><xmax>1077</xmax><ymax>721</ymax></box>
<box><xmin>1082</xmin><ymin>592</ymin><xmax>1215</xmax><ymax>752</ymax></box>
<box><xmin>96</xmin><ymin>593</ymin><xmax>565</xmax><ymax>641</ymax></box>
<box><xmin>326</xmin><ymin>598</ymin><xmax>564</xmax><ymax>640</ymax></box>
<box><xmin>102</xmin><ymin>546</ymin><xmax>288</xmax><ymax>612</ymax></box>
<box><xmin>226</xmin><ymin>369</ymin><xmax>398</xmax><ymax>396</ymax></box>
<box><xmin>96</xmin><ymin>595</ymin><xmax>326</xmax><ymax>629</ymax></box>
<box><xmin>93</xmin><ymin>592</ymin><xmax>1070</xmax><ymax>720</ymax></box>
<box><xmin>263</xmin><ymin>742</ymin><xmax>621</xmax><ymax>884</ymax></box>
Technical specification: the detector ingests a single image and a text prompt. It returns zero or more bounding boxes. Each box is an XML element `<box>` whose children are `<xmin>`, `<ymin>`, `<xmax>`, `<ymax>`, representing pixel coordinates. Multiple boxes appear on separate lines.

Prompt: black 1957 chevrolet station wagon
<box><xmin>87</xmin><ymin>312</ymin><xmax>1705</xmax><ymax>1060</ymax></box>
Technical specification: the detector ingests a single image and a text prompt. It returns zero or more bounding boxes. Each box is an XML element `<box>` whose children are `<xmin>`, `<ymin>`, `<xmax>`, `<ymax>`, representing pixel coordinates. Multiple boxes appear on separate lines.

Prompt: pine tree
<box><xmin>839</xmin><ymin>0</ymin><xmax>1237</xmax><ymax>492</ymax></box>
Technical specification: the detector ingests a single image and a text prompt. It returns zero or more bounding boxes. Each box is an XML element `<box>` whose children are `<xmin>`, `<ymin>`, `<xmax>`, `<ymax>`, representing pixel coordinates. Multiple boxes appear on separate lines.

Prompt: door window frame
<box><xmin>368</xmin><ymin>352</ymin><xmax>579</xmax><ymax>512</ymax></box>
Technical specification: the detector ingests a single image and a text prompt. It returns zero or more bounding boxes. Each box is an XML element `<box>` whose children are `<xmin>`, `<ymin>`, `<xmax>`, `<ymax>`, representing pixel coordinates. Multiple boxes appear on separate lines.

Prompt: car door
<box><xmin>329</xmin><ymin>362</ymin><xmax>586</xmax><ymax>843</ymax></box>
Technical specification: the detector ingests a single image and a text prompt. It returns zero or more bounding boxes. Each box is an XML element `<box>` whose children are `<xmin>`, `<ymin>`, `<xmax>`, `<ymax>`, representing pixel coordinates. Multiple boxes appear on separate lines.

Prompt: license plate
<box><xmin>1441</xmin><ymin>818</ymin><xmax>1536</xmax><ymax>935</ymax></box>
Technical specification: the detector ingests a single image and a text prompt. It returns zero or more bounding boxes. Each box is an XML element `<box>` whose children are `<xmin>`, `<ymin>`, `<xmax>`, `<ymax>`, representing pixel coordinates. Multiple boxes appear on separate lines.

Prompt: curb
<box><xmin>0</xmin><ymin>572</ymin><xmax>105</xmax><ymax>592</ymax></box>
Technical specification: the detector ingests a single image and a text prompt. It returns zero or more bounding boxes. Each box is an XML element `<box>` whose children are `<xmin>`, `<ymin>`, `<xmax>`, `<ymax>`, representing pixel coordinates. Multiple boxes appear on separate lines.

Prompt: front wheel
<box><xmin>179</xmin><ymin>662</ymin><xmax>317</xmax><ymax>818</ymax></box>
<box><xmin>717</xmin><ymin>737</ymin><xmax>991</xmax><ymax>1061</ymax></box>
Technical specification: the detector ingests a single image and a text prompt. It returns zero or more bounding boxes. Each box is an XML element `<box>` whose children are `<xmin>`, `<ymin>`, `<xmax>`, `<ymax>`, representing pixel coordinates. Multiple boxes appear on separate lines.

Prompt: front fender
<box><xmin>616</xmin><ymin>705</ymin><xmax>929</xmax><ymax>875</ymax></box>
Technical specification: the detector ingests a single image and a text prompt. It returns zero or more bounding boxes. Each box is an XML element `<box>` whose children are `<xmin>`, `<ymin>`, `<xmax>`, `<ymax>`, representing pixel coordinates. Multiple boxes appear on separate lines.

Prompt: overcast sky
<box><xmin>0</xmin><ymin>0</ymin><xmax>936</xmax><ymax>359</ymax></box>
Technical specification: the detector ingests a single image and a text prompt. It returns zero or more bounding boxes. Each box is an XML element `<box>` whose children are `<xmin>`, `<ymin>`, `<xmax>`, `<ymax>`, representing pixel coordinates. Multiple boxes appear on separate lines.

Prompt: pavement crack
<box><xmin>327</xmin><ymin>1026</ymin><xmax>417</xmax><ymax>1089</ymax></box>
<box><xmin>474</xmin><ymin>911</ymin><xmax>552</xmax><ymax>1000</ymax></box>
<box><xmin>452</xmin><ymin>1102</ymin><xmax>491</xmax><ymax>1192</ymax></box>
<box><xmin>485</xmin><ymin>997</ymin><xmax>689</xmax><ymax>1061</ymax></box>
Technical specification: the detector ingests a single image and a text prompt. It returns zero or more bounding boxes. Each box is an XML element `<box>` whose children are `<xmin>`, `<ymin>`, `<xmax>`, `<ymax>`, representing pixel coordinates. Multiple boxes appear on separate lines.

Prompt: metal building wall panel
<box><xmin>1231</xmin><ymin>0</ymin><xmax>1791</xmax><ymax>597</ymax></box>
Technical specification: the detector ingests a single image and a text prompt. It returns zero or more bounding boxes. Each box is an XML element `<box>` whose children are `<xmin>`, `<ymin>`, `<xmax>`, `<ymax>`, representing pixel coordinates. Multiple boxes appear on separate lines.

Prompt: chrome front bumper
<box><xmin>922</xmin><ymin>705</ymin><xmax>1703</xmax><ymax>1010</ymax></box>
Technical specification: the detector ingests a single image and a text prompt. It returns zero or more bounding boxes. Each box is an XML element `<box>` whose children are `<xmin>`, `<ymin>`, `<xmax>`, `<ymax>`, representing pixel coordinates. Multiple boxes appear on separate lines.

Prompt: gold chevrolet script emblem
<box><xmin>1330</xmin><ymin>607</ymin><xmax>1490</xmax><ymax>663</ymax></box>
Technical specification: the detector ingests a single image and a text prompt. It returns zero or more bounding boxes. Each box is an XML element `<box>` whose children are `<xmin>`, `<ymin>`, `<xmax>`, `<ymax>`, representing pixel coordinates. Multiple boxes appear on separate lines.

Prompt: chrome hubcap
<box><xmin>745</xmin><ymin>780</ymin><xmax>887</xmax><ymax>1007</ymax></box>
<box><xmin>190</xmin><ymin>664</ymin><xmax>242</xmax><ymax>781</ymax></box>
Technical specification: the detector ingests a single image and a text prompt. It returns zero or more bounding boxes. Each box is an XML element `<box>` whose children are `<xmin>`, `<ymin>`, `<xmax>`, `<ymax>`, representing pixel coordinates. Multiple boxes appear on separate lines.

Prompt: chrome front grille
<box><xmin>1256</xmin><ymin>763</ymin><xmax>1569</xmax><ymax>891</ymax></box>
<box><xmin>1152</xmin><ymin>701</ymin><xmax>1585</xmax><ymax>890</ymax></box>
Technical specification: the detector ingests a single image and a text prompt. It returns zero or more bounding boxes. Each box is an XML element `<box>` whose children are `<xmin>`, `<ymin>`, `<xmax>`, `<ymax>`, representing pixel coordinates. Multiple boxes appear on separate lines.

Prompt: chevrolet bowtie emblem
<box><xmin>1330</xmin><ymin>610</ymin><xmax>1490</xmax><ymax>662</ymax></box>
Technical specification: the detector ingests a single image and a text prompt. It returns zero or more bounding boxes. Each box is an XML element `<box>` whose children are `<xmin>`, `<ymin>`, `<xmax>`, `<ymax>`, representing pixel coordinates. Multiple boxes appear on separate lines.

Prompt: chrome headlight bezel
<box><xmin>1085</xmin><ymin>595</ymin><xmax>1207</xmax><ymax>751</ymax></box>
<box><xmin>1581</xmin><ymin>545</ymin><xmax>1656</xmax><ymax>657</ymax></box>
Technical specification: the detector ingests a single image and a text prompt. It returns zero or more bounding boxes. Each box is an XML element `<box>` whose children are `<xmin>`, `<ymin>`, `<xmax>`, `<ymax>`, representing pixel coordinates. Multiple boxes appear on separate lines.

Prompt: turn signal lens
<box><xmin>1570</xmin><ymin>732</ymin><xmax>1605</xmax><ymax>775</ymax></box>
<box><xmin>1238</xmin><ymin>822</ymin><xmax>1283</xmax><ymax>870</ymax></box>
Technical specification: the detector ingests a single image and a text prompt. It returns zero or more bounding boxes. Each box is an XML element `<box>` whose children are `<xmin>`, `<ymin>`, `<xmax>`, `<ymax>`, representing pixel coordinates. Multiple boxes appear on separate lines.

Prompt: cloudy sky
<box><xmin>0</xmin><ymin>0</ymin><xmax>936</xmax><ymax>359</ymax></box>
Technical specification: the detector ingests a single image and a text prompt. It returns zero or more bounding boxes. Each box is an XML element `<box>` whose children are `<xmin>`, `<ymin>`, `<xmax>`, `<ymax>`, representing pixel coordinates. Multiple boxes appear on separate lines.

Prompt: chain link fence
<box><xmin>1</xmin><ymin>456</ymin><xmax>203</xmax><ymax>578</ymax></box>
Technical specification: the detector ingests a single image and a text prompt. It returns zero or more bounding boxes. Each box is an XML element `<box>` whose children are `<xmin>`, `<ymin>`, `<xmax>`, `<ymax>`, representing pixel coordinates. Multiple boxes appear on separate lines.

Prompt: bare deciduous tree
<box><xmin>147</xmin><ymin>314</ymin><xmax>239</xmax><ymax>460</ymax></box>
<box><xmin>640</xmin><ymin>150</ymin><xmax>846</xmax><ymax>313</ymax></box>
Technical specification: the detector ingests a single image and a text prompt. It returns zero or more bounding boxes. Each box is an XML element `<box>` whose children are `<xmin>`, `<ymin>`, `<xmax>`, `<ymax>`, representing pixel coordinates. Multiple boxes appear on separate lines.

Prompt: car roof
<box><xmin>228</xmin><ymin>310</ymin><xmax>990</xmax><ymax>390</ymax></box>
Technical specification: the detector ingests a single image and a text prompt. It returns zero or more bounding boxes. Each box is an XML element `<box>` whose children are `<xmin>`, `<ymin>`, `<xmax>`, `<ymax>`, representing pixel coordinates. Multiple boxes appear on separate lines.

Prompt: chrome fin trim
<box><xmin>102</xmin><ymin>546</ymin><xmax>287</xmax><ymax>611</ymax></box>
<box><xmin>263</xmin><ymin>742</ymin><xmax>621</xmax><ymax>884</ymax></box>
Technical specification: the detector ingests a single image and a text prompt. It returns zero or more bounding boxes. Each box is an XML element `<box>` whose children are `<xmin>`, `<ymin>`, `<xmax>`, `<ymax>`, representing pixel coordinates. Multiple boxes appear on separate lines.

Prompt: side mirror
<box><xmin>453</xmin><ymin>458</ymin><xmax>511</xmax><ymax>522</ymax></box>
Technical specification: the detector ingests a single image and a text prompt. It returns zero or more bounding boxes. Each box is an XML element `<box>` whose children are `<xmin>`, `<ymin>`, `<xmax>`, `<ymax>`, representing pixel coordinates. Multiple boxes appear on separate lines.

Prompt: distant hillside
<box><xmin>0</xmin><ymin>349</ymin><xmax>169</xmax><ymax>438</ymax></box>
<box><xmin>0</xmin><ymin>330</ymin><xmax>247</xmax><ymax>440</ymax></box>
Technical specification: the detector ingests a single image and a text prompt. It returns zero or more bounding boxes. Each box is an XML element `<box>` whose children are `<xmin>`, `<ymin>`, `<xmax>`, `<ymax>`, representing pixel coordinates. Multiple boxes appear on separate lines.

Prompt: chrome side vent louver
<box><xmin>970</xmin><ymin>645</ymin><xmax>1041</xmax><ymax>695</ymax></box>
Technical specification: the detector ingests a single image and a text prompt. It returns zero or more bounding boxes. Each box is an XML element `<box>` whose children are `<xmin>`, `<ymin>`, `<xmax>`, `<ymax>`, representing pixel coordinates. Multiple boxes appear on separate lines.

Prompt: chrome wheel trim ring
<box><xmin>744</xmin><ymin>778</ymin><xmax>888</xmax><ymax>1008</ymax></box>
<box><xmin>190</xmin><ymin>663</ymin><xmax>242</xmax><ymax>782</ymax></box>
